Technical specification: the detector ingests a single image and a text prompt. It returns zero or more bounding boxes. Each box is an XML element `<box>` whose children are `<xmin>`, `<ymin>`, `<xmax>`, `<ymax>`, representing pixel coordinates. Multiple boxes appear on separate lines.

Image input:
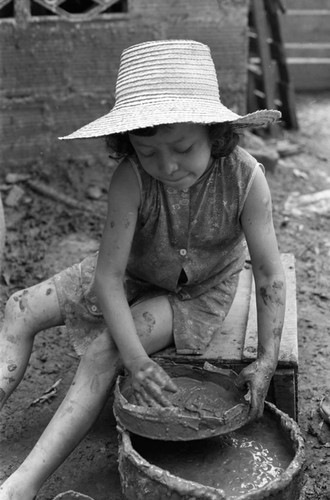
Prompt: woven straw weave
<box><xmin>60</xmin><ymin>40</ymin><xmax>281</xmax><ymax>140</ymax></box>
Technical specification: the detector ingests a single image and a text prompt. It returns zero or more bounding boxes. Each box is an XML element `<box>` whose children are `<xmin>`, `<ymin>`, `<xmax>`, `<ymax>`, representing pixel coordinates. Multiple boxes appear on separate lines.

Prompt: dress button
<box><xmin>179</xmin><ymin>248</ymin><xmax>187</xmax><ymax>256</ymax></box>
<box><xmin>91</xmin><ymin>305</ymin><xmax>98</xmax><ymax>312</ymax></box>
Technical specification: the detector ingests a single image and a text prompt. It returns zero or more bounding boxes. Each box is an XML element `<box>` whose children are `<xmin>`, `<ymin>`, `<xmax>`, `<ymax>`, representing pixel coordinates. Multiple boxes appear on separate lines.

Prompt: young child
<box><xmin>0</xmin><ymin>40</ymin><xmax>285</xmax><ymax>499</ymax></box>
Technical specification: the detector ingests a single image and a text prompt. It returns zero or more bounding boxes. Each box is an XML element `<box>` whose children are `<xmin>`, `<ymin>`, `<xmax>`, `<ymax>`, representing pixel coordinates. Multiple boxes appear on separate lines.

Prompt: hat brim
<box><xmin>59</xmin><ymin>100</ymin><xmax>281</xmax><ymax>140</ymax></box>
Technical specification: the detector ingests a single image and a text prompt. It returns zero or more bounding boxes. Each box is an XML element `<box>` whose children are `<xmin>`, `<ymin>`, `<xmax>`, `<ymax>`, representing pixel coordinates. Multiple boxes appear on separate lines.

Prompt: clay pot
<box><xmin>113</xmin><ymin>363</ymin><xmax>250</xmax><ymax>441</ymax></box>
<box><xmin>117</xmin><ymin>402</ymin><xmax>305</xmax><ymax>500</ymax></box>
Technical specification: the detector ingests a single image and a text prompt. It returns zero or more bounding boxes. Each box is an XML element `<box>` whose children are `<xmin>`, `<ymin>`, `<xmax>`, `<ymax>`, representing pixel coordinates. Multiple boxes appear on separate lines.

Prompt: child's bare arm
<box><xmin>238</xmin><ymin>166</ymin><xmax>286</xmax><ymax>419</ymax></box>
<box><xmin>95</xmin><ymin>160</ymin><xmax>176</xmax><ymax>406</ymax></box>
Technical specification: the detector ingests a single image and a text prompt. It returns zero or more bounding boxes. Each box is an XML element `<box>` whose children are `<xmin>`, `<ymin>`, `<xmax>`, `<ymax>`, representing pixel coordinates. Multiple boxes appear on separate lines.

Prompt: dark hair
<box><xmin>105</xmin><ymin>123</ymin><xmax>239</xmax><ymax>160</ymax></box>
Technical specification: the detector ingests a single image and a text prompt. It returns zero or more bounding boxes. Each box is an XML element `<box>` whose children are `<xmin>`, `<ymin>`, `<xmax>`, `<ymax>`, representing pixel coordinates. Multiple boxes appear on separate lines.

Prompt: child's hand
<box><xmin>235</xmin><ymin>359</ymin><xmax>275</xmax><ymax>420</ymax></box>
<box><xmin>129</xmin><ymin>356</ymin><xmax>178</xmax><ymax>408</ymax></box>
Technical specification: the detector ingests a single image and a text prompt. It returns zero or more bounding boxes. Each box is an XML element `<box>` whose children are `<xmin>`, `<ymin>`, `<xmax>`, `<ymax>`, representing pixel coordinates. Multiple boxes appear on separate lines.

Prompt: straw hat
<box><xmin>60</xmin><ymin>39</ymin><xmax>281</xmax><ymax>140</ymax></box>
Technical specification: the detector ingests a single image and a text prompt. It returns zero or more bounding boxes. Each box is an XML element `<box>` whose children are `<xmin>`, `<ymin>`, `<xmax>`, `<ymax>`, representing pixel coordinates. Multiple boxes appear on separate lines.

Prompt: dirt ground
<box><xmin>1</xmin><ymin>91</ymin><xmax>330</xmax><ymax>500</ymax></box>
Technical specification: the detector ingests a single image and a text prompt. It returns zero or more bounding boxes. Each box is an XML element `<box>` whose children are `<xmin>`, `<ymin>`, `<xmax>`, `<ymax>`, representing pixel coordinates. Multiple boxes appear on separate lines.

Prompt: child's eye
<box><xmin>177</xmin><ymin>145</ymin><xmax>193</xmax><ymax>155</ymax></box>
<box><xmin>140</xmin><ymin>151</ymin><xmax>155</xmax><ymax>158</ymax></box>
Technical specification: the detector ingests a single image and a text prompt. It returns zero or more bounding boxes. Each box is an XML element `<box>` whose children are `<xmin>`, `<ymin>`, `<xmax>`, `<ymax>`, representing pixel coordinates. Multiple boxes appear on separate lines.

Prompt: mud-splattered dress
<box><xmin>54</xmin><ymin>146</ymin><xmax>260</xmax><ymax>356</ymax></box>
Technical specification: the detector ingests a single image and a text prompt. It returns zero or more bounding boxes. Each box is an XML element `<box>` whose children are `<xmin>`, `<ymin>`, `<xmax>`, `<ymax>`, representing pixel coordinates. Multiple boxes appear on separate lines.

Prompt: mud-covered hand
<box><xmin>235</xmin><ymin>359</ymin><xmax>275</xmax><ymax>420</ymax></box>
<box><xmin>129</xmin><ymin>356</ymin><xmax>178</xmax><ymax>408</ymax></box>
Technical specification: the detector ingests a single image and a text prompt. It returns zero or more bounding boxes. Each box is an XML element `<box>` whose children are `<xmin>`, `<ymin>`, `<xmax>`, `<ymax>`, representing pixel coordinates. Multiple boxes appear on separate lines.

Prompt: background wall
<box><xmin>0</xmin><ymin>0</ymin><xmax>250</xmax><ymax>168</ymax></box>
<box><xmin>282</xmin><ymin>0</ymin><xmax>330</xmax><ymax>91</ymax></box>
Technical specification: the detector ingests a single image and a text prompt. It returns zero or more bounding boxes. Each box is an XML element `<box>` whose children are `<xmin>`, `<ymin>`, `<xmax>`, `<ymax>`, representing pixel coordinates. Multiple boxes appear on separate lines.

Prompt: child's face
<box><xmin>128</xmin><ymin>123</ymin><xmax>212</xmax><ymax>189</ymax></box>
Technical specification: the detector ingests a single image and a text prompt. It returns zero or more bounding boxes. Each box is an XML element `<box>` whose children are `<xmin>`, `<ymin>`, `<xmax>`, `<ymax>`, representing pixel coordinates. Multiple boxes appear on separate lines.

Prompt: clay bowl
<box><xmin>117</xmin><ymin>402</ymin><xmax>305</xmax><ymax>500</ymax></box>
<box><xmin>113</xmin><ymin>362</ymin><xmax>250</xmax><ymax>441</ymax></box>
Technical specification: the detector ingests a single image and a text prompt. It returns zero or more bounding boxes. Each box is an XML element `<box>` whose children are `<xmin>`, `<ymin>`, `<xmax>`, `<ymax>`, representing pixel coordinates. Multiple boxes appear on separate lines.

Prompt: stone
<box><xmin>4</xmin><ymin>185</ymin><xmax>25</xmax><ymax>207</ymax></box>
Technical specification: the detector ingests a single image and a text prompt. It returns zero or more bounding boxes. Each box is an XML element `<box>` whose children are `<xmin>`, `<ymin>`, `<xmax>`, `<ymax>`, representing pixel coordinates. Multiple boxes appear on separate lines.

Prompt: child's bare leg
<box><xmin>0</xmin><ymin>295</ymin><xmax>173</xmax><ymax>500</ymax></box>
<box><xmin>131</xmin><ymin>295</ymin><xmax>174</xmax><ymax>354</ymax></box>
<box><xmin>0</xmin><ymin>329</ymin><xmax>120</xmax><ymax>500</ymax></box>
<box><xmin>0</xmin><ymin>280</ymin><xmax>63</xmax><ymax>410</ymax></box>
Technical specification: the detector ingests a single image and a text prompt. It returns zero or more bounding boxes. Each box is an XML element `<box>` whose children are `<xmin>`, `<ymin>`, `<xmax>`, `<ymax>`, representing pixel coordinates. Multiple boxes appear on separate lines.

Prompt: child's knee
<box><xmin>0</xmin><ymin>290</ymin><xmax>37</xmax><ymax>342</ymax></box>
<box><xmin>4</xmin><ymin>289</ymin><xmax>31</xmax><ymax>322</ymax></box>
<box><xmin>3</xmin><ymin>281</ymin><xmax>62</xmax><ymax>333</ymax></box>
<box><xmin>83</xmin><ymin>330</ymin><xmax>119</xmax><ymax>374</ymax></box>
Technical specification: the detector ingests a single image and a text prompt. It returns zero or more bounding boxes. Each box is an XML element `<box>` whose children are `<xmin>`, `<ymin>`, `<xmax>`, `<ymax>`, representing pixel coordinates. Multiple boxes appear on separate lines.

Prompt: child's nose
<box><xmin>159</xmin><ymin>154</ymin><xmax>179</xmax><ymax>176</ymax></box>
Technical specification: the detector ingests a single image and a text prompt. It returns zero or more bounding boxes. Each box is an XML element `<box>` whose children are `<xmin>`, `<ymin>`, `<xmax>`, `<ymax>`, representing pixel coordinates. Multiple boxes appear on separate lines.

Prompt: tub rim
<box><xmin>118</xmin><ymin>401</ymin><xmax>305</xmax><ymax>500</ymax></box>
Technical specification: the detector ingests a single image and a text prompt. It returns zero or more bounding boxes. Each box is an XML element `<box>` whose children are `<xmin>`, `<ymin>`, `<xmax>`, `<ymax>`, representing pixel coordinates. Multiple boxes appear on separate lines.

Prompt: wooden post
<box><xmin>248</xmin><ymin>0</ymin><xmax>298</xmax><ymax>130</ymax></box>
<box><xmin>250</xmin><ymin>0</ymin><xmax>275</xmax><ymax>110</ymax></box>
<box><xmin>265</xmin><ymin>0</ymin><xmax>299</xmax><ymax>129</ymax></box>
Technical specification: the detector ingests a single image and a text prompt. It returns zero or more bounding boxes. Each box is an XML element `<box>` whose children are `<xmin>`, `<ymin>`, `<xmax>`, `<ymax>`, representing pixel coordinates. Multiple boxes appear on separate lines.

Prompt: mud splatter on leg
<box><xmin>273</xmin><ymin>326</ymin><xmax>282</xmax><ymax>340</ymax></box>
<box><xmin>142</xmin><ymin>311</ymin><xmax>156</xmax><ymax>335</ymax></box>
<box><xmin>6</xmin><ymin>334</ymin><xmax>18</xmax><ymax>345</ymax></box>
<box><xmin>19</xmin><ymin>291</ymin><xmax>29</xmax><ymax>312</ymax></box>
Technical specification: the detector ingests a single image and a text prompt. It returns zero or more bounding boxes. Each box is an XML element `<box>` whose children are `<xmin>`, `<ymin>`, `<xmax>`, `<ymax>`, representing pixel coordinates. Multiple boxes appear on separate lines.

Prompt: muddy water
<box><xmin>126</xmin><ymin>375</ymin><xmax>245</xmax><ymax>418</ymax></box>
<box><xmin>166</xmin><ymin>376</ymin><xmax>240</xmax><ymax>417</ymax></box>
<box><xmin>131</xmin><ymin>412</ymin><xmax>293</xmax><ymax>498</ymax></box>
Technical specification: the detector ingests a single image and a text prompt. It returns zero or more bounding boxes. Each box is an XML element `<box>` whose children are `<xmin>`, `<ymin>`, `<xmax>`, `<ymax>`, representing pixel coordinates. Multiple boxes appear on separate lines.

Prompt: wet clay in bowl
<box><xmin>113</xmin><ymin>362</ymin><xmax>250</xmax><ymax>441</ymax></box>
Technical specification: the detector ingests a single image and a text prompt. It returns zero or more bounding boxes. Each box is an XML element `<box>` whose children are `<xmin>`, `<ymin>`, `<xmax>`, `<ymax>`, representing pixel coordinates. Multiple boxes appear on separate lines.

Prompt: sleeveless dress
<box><xmin>54</xmin><ymin>146</ymin><xmax>260</xmax><ymax>355</ymax></box>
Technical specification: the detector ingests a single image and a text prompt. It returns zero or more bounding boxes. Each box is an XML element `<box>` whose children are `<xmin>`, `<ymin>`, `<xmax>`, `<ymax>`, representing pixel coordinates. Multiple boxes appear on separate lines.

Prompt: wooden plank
<box><xmin>281</xmin><ymin>12</ymin><xmax>330</xmax><ymax>43</ymax></box>
<box><xmin>288</xmin><ymin>60</ymin><xmax>330</xmax><ymax>90</ymax></box>
<box><xmin>273</xmin><ymin>368</ymin><xmax>298</xmax><ymax>420</ymax></box>
<box><xmin>243</xmin><ymin>254</ymin><xmax>298</xmax><ymax>367</ymax></box>
<box><xmin>201</xmin><ymin>264</ymin><xmax>252</xmax><ymax>362</ymax></box>
<box><xmin>285</xmin><ymin>42</ymin><xmax>330</xmax><ymax>59</ymax></box>
<box><xmin>285</xmin><ymin>0</ymin><xmax>330</xmax><ymax>9</ymax></box>
<box><xmin>275</xmin><ymin>2</ymin><xmax>330</xmax><ymax>91</ymax></box>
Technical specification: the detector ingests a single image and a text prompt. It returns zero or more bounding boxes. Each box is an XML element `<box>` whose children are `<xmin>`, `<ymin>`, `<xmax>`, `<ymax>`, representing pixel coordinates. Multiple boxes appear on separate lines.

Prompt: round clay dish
<box><xmin>113</xmin><ymin>363</ymin><xmax>250</xmax><ymax>441</ymax></box>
